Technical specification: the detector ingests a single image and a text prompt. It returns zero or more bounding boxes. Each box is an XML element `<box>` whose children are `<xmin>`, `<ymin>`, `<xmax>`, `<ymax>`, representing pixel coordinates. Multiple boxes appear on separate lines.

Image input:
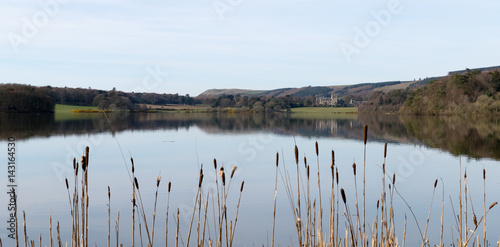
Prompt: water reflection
<box><xmin>1</xmin><ymin>112</ymin><xmax>499</xmax><ymax>160</ymax></box>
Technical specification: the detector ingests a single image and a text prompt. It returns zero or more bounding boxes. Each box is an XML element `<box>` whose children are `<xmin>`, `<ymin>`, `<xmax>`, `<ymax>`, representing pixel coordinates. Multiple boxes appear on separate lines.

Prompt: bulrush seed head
<box><xmin>363</xmin><ymin>125</ymin><xmax>368</xmax><ymax>145</ymax></box>
<box><xmin>219</xmin><ymin>167</ymin><xmax>226</xmax><ymax>185</ymax></box>
<box><xmin>199</xmin><ymin>174</ymin><xmax>204</xmax><ymax>188</ymax></box>
<box><xmin>340</xmin><ymin>188</ymin><xmax>347</xmax><ymax>204</ymax></box>
<box><xmin>483</xmin><ymin>169</ymin><xmax>486</xmax><ymax>180</ymax></box>
<box><xmin>315</xmin><ymin>141</ymin><xmax>319</xmax><ymax>156</ymax></box>
<box><xmin>230</xmin><ymin>166</ymin><xmax>237</xmax><ymax>179</ymax></box>
<box><xmin>331</xmin><ymin>150</ymin><xmax>335</xmax><ymax>165</ymax></box>
<box><xmin>392</xmin><ymin>174</ymin><xmax>396</xmax><ymax>185</ymax></box>
<box><xmin>240</xmin><ymin>181</ymin><xmax>245</xmax><ymax>192</ymax></box>
<box><xmin>276</xmin><ymin>152</ymin><xmax>279</xmax><ymax>167</ymax></box>
<box><xmin>134</xmin><ymin>177</ymin><xmax>139</xmax><ymax>190</ymax></box>
<box><xmin>213</xmin><ymin>159</ymin><xmax>217</xmax><ymax>170</ymax></box>
<box><xmin>108</xmin><ymin>186</ymin><xmax>110</xmax><ymax>199</ymax></box>
<box><xmin>65</xmin><ymin>178</ymin><xmax>69</xmax><ymax>190</ymax></box>
<box><xmin>377</xmin><ymin>200</ymin><xmax>380</xmax><ymax>209</ymax></box>
<box><xmin>304</xmin><ymin>157</ymin><xmax>307</xmax><ymax>168</ymax></box>
<box><xmin>131</xmin><ymin>158</ymin><xmax>135</xmax><ymax>173</ymax></box>
<box><xmin>384</xmin><ymin>142</ymin><xmax>387</xmax><ymax>158</ymax></box>
<box><xmin>336</xmin><ymin>168</ymin><xmax>339</xmax><ymax>185</ymax></box>
<box><xmin>168</xmin><ymin>182</ymin><xmax>171</xmax><ymax>192</ymax></box>
<box><xmin>434</xmin><ymin>179</ymin><xmax>438</xmax><ymax>188</ymax></box>
<box><xmin>306</xmin><ymin>165</ymin><xmax>310</xmax><ymax>178</ymax></box>
<box><xmin>352</xmin><ymin>163</ymin><xmax>356</xmax><ymax>176</ymax></box>
<box><xmin>81</xmin><ymin>156</ymin><xmax>86</xmax><ymax>172</ymax></box>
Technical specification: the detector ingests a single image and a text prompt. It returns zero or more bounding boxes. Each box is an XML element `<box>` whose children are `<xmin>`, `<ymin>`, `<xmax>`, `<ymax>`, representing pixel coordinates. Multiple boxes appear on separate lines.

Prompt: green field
<box><xmin>55</xmin><ymin>104</ymin><xmax>99</xmax><ymax>113</ymax></box>
<box><xmin>54</xmin><ymin>104</ymin><xmax>100</xmax><ymax>121</ymax></box>
<box><xmin>290</xmin><ymin>107</ymin><xmax>358</xmax><ymax>119</ymax></box>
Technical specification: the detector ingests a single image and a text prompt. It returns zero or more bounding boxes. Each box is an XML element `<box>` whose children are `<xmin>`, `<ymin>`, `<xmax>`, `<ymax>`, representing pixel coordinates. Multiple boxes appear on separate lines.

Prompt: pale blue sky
<box><xmin>1</xmin><ymin>0</ymin><xmax>499</xmax><ymax>96</ymax></box>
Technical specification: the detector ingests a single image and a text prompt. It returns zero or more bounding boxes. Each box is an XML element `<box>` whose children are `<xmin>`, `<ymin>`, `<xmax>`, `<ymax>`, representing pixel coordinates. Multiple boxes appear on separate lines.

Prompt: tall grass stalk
<box><xmin>272</xmin><ymin>152</ymin><xmax>279</xmax><ymax>247</ymax></box>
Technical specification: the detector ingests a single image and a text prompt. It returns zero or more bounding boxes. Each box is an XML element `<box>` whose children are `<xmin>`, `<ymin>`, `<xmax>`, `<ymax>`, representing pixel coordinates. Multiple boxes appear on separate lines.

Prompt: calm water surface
<box><xmin>1</xmin><ymin>112</ymin><xmax>500</xmax><ymax>246</ymax></box>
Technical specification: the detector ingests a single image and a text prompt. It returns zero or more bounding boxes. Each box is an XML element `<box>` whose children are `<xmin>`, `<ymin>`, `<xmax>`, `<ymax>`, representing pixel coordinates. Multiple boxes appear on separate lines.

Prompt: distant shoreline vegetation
<box><xmin>2</xmin><ymin>66</ymin><xmax>500</xmax><ymax>115</ymax></box>
<box><xmin>359</xmin><ymin>69</ymin><xmax>500</xmax><ymax>115</ymax></box>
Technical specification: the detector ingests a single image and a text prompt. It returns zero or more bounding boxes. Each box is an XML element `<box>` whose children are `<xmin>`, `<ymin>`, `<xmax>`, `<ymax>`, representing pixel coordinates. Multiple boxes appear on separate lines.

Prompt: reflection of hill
<box><xmin>1</xmin><ymin>113</ymin><xmax>499</xmax><ymax>160</ymax></box>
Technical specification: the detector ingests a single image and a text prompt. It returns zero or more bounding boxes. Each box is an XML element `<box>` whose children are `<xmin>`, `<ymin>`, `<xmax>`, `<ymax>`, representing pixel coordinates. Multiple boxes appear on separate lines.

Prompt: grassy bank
<box><xmin>55</xmin><ymin>104</ymin><xmax>99</xmax><ymax>114</ymax></box>
<box><xmin>290</xmin><ymin>107</ymin><xmax>358</xmax><ymax>119</ymax></box>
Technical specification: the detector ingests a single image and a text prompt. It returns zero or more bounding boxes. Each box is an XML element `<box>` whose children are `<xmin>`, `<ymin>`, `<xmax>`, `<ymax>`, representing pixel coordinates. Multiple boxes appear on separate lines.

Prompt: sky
<box><xmin>1</xmin><ymin>0</ymin><xmax>499</xmax><ymax>96</ymax></box>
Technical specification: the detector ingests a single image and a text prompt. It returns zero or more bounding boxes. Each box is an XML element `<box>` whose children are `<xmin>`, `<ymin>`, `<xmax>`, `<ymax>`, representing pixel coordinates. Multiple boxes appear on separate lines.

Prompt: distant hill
<box><xmin>197</xmin><ymin>80</ymin><xmax>430</xmax><ymax>99</ymax></box>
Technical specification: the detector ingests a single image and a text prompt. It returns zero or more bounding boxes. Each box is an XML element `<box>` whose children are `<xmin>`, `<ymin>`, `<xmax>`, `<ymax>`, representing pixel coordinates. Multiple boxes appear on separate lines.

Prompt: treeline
<box><xmin>0</xmin><ymin>84</ymin><xmax>199</xmax><ymax>112</ymax></box>
<box><xmin>199</xmin><ymin>94</ymin><xmax>317</xmax><ymax>112</ymax></box>
<box><xmin>360</xmin><ymin>69</ymin><xmax>500</xmax><ymax>115</ymax></box>
<box><xmin>39</xmin><ymin>86</ymin><xmax>198</xmax><ymax>110</ymax></box>
<box><xmin>0</xmin><ymin>84</ymin><xmax>55</xmax><ymax>113</ymax></box>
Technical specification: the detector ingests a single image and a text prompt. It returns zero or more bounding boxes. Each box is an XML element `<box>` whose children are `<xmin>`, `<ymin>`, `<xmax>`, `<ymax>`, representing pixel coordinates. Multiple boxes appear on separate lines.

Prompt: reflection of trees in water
<box><xmin>0</xmin><ymin>114</ymin><xmax>55</xmax><ymax>139</ymax></box>
<box><xmin>1</xmin><ymin>113</ymin><xmax>500</xmax><ymax>160</ymax></box>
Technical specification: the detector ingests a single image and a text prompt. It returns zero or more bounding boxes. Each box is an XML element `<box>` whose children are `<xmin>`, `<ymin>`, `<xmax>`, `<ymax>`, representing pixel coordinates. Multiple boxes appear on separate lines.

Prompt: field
<box><xmin>290</xmin><ymin>107</ymin><xmax>358</xmax><ymax>119</ymax></box>
<box><xmin>54</xmin><ymin>104</ymin><xmax>101</xmax><ymax>121</ymax></box>
<box><xmin>55</xmin><ymin>104</ymin><xmax>99</xmax><ymax>113</ymax></box>
<box><xmin>139</xmin><ymin>104</ymin><xmax>210</xmax><ymax>112</ymax></box>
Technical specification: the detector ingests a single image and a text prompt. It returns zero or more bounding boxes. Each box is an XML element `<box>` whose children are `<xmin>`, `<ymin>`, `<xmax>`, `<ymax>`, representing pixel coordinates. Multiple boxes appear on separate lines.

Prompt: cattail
<box><xmin>276</xmin><ymin>152</ymin><xmax>279</xmax><ymax>167</ymax></box>
<box><xmin>73</xmin><ymin>158</ymin><xmax>76</xmax><ymax>170</ymax></box>
<box><xmin>108</xmin><ymin>186</ymin><xmax>110</xmax><ymax>199</ymax></box>
<box><xmin>230</xmin><ymin>166</ymin><xmax>237</xmax><ymax>179</ymax></box>
<box><xmin>392</xmin><ymin>174</ymin><xmax>396</xmax><ymax>185</ymax></box>
<box><xmin>363</xmin><ymin>125</ymin><xmax>368</xmax><ymax>145</ymax></box>
<box><xmin>131</xmin><ymin>158</ymin><xmax>134</xmax><ymax>173</ymax></box>
<box><xmin>489</xmin><ymin>202</ymin><xmax>498</xmax><ymax>210</ymax></box>
<box><xmin>294</xmin><ymin>145</ymin><xmax>299</xmax><ymax>165</ymax></box>
<box><xmin>352</xmin><ymin>163</ymin><xmax>356</xmax><ymax>176</ymax></box>
<box><xmin>85</xmin><ymin>146</ymin><xmax>89</xmax><ymax>160</ymax></box>
<box><xmin>383</xmin><ymin>163</ymin><xmax>385</xmax><ymax>174</ymax></box>
<box><xmin>331</xmin><ymin>150</ymin><xmax>335</xmax><ymax>165</ymax></box>
<box><xmin>384</xmin><ymin>142</ymin><xmax>387</xmax><ymax>158</ymax></box>
<box><xmin>306</xmin><ymin>165</ymin><xmax>310</xmax><ymax>178</ymax></box>
<box><xmin>213</xmin><ymin>158</ymin><xmax>217</xmax><ymax>170</ymax></box>
<box><xmin>65</xmin><ymin>178</ymin><xmax>69</xmax><ymax>190</ymax></box>
<box><xmin>168</xmin><ymin>182</ymin><xmax>171</xmax><ymax>192</ymax></box>
<box><xmin>199</xmin><ymin>173</ymin><xmax>204</xmax><ymax>188</ymax></box>
<box><xmin>304</xmin><ymin>157</ymin><xmax>307</xmax><ymax>167</ymax></box>
<box><xmin>389</xmin><ymin>184</ymin><xmax>391</xmax><ymax>190</ymax></box>
<box><xmin>219</xmin><ymin>167</ymin><xmax>226</xmax><ymax>186</ymax></box>
<box><xmin>132</xmin><ymin>193</ymin><xmax>136</xmax><ymax>207</ymax></box>
<box><xmin>473</xmin><ymin>213</ymin><xmax>478</xmax><ymax>228</ymax></box>
<box><xmin>315</xmin><ymin>141</ymin><xmax>319</xmax><ymax>156</ymax></box>
<box><xmin>434</xmin><ymin>179</ymin><xmax>438</xmax><ymax>188</ymax></box>
<box><xmin>134</xmin><ymin>177</ymin><xmax>139</xmax><ymax>190</ymax></box>
<box><xmin>240</xmin><ymin>181</ymin><xmax>245</xmax><ymax>192</ymax></box>
<box><xmin>157</xmin><ymin>176</ymin><xmax>161</xmax><ymax>187</ymax></box>
<box><xmin>81</xmin><ymin>156</ymin><xmax>86</xmax><ymax>172</ymax></box>
<box><xmin>340</xmin><ymin>188</ymin><xmax>346</xmax><ymax>204</ymax></box>
<box><xmin>336</xmin><ymin>168</ymin><xmax>339</xmax><ymax>185</ymax></box>
<box><xmin>483</xmin><ymin>169</ymin><xmax>486</xmax><ymax>180</ymax></box>
<box><xmin>377</xmin><ymin>200</ymin><xmax>380</xmax><ymax>209</ymax></box>
<box><xmin>75</xmin><ymin>161</ymin><xmax>79</xmax><ymax>176</ymax></box>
